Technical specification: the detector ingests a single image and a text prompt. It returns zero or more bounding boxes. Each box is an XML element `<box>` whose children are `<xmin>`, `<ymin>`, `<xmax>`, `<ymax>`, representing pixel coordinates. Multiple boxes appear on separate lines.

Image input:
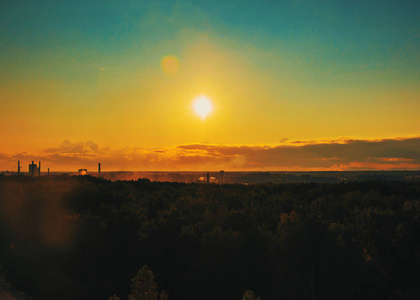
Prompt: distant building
<box><xmin>219</xmin><ymin>170</ymin><xmax>225</xmax><ymax>184</ymax></box>
<box><xmin>29</xmin><ymin>161</ymin><xmax>40</xmax><ymax>176</ymax></box>
<box><xmin>78</xmin><ymin>169</ymin><xmax>87</xmax><ymax>176</ymax></box>
<box><xmin>0</xmin><ymin>171</ymin><xmax>15</xmax><ymax>176</ymax></box>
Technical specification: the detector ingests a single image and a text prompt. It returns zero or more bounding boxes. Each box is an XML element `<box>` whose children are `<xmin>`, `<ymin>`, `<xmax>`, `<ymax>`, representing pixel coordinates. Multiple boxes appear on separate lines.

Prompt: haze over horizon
<box><xmin>1</xmin><ymin>0</ymin><xmax>419</xmax><ymax>171</ymax></box>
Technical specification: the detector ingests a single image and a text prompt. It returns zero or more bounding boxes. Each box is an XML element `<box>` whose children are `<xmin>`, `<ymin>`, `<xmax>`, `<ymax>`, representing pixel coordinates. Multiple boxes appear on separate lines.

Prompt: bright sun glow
<box><xmin>192</xmin><ymin>95</ymin><xmax>213</xmax><ymax>119</ymax></box>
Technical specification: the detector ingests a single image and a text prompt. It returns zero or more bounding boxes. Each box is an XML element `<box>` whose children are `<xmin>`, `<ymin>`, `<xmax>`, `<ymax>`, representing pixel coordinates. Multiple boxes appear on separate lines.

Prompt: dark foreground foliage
<box><xmin>0</xmin><ymin>176</ymin><xmax>419</xmax><ymax>299</ymax></box>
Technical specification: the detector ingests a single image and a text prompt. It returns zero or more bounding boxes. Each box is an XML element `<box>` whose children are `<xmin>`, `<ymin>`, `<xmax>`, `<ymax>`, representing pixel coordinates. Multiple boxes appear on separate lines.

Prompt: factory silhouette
<box><xmin>5</xmin><ymin>161</ymin><xmax>230</xmax><ymax>184</ymax></box>
<box><xmin>13</xmin><ymin>160</ymin><xmax>102</xmax><ymax>177</ymax></box>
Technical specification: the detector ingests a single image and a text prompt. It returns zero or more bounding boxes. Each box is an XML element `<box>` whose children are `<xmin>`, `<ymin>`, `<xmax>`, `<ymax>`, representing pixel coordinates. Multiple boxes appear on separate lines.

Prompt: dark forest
<box><xmin>0</xmin><ymin>176</ymin><xmax>419</xmax><ymax>299</ymax></box>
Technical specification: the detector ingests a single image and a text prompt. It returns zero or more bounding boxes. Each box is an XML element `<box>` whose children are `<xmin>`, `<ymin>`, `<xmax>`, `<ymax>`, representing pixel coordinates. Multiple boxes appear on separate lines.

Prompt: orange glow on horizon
<box><xmin>0</xmin><ymin>136</ymin><xmax>416</xmax><ymax>172</ymax></box>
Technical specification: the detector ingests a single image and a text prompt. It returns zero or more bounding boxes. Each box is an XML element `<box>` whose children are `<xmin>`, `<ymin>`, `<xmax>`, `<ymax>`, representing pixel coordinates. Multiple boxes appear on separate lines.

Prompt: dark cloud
<box><xmin>175</xmin><ymin>137</ymin><xmax>420</xmax><ymax>170</ymax></box>
<box><xmin>1</xmin><ymin>137</ymin><xmax>420</xmax><ymax>171</ymax></box>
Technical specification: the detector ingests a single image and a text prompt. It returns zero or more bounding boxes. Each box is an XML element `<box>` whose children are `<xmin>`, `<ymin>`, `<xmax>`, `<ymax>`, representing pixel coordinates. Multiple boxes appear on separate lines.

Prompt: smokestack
<box><xmin>98</xmin><ymin>163</ymin><xmax>101</xmax><ymax>174</ymax></box>
<box><xmin>18</xmin><ymin>161</ymin><xmax>20</xmax><ymax>175</ymax></box>
<box><xmin>48</xmin><ymin>168</ymin><xmax>50</xmax><ymax>175</ymax></box>
<box><xmin>39</xmin><ymin>161</ymin><xmax>41</xmax><ymax>176</ymax></box>
<box><xmin>29</xmin><ymin>161</ymin><xmax>35</xmax><ymax>176</ymax></box>
<box><xmin>207</xmin><ymin>172</ymin><xmax>209</xmax><ymax>184</ymax></box>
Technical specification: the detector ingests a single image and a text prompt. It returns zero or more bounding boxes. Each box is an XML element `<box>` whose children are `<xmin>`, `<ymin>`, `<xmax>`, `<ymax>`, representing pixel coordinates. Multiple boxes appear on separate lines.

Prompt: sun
<box><xmin>192</xmin><ymin>95</ymin><xmax>213</xmax><ymax>119</ymax></box>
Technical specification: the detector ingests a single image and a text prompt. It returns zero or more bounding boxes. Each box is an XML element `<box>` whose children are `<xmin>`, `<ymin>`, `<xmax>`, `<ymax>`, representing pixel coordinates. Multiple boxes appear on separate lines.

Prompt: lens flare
<box><xmin>192</xmin><ymin>95</ymin><xmax>213</xmax><ymax>119</ymax></box>
<box><xmin>161</xmin><ymin>55</ymin><xmax>180</xmax><ymax>74</ymax></box>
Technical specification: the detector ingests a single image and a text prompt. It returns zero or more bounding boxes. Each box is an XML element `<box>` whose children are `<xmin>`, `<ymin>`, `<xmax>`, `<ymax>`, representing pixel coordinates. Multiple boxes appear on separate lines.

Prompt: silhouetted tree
<box><xmin>127</xmin><ymin>265</ymin><xmax>168</xmax><ymax>300</ymax></box>
<box><xmin>128</xmin><ymin>265</ymin><xmax>158</xmax><ymax>300</ymax></box>
<box><xmin>1</xmin><ymin>177</ymin><xmax>420</xmax><ymax>299</ymax></box>
<box><xmin>159</xmin><ymin>290</ymin><xmax>168</xmax><ymax>300</ymax></box>
<box><xmin>242</xmin><ymin>290</ymin><xmax>260</xmax><ymax>300</ymax></box>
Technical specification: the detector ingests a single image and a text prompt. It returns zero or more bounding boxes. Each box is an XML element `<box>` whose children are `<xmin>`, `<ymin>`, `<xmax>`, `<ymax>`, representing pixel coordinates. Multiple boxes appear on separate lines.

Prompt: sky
<box><xmin>1</xmin><ymin>0</ymin><xmax>419</xmax><ymax>171</ymax></box>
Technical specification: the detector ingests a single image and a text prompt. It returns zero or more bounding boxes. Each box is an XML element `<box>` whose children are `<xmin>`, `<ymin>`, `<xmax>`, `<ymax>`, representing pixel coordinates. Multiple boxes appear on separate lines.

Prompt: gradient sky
<box><xmin>1</xmin><ymin>0</ymin><xmax>419</xmax><ymax>171</ymax></box>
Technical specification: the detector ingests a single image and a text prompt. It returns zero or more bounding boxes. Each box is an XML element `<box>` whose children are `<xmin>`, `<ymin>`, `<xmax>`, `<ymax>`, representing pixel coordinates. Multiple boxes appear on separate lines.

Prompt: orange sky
<box><xmin>1</xmin><ymin>1</ymin><xmax>419</xmax><ymax>171</ymax></box>
<box><xmin>1</xmin><ymin>137</ymin><xmax>419</xmax><ymax>172</ymax></box>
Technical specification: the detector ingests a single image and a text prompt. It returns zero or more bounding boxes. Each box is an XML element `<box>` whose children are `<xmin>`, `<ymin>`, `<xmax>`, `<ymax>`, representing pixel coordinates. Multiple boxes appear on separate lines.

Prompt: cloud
<box><xmin>1</xmin><ymin>137</ymin><xmax>420</xmax><ymax>171</ymax></box>
<box><xmin>44</xmin><ymin>140</ymin><xmax>100</xmax><ymax>155</ymax></box>
<box><xmin>174</xmin><ymin>137</ymin><xmax>420</xmax><ymax>170</ymax></box>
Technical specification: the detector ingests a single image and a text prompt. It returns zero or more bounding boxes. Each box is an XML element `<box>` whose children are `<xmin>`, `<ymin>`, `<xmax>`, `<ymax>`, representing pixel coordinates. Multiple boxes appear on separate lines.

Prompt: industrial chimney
<box><xmin>98</xmin><ymin>163</ymin><xmax>101</xmax><ymax>174</ymax></box>
<box><xmin>38</xmin><ymin>161</ymin><xmax>41</xmax><ymax>176</ymax></box>
<box><xmin>29</xmin><ymin>161</ymin><xmax>36</xmax><ymax>176</ymax></box>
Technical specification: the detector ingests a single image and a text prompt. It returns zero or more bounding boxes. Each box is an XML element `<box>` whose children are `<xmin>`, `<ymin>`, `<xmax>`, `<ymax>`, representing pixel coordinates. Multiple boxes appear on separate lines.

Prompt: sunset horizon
<box><xmin>1</xmin><ymin>1</ymin><xmax>419</xmax><ymax>172</ymax></box>
<box><xmin>1</xmin><ymin>1</ymin><xmax>420</xmax><ymax>298</ymax></box>
<box><xmin>2</xmin><ymin>135</ymin><xmax>420</xmax><ymax>172</ymax></box>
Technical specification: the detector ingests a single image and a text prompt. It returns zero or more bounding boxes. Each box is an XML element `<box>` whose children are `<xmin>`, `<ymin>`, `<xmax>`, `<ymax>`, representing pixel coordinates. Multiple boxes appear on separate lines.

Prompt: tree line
<box><xmin>0</xmin><ymin>176</ymin><xmax>419</xmax><ymax>299</ymax></box>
